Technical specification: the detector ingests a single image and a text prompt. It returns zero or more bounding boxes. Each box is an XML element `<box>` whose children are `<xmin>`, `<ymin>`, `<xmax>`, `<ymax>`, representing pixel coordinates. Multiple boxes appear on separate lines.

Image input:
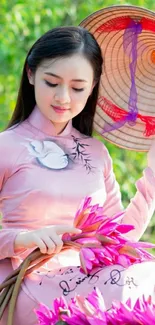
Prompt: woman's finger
<box><xmin>33</xmin><ymin>235</ymin><xmax>48</xmax><ymax>254</ymax></box>
<box><xmin>55</xmin><ymin>225</ymin><xmax>81</xmax><ymax>235</ymax></box>
<box><xmin>49</xmin><ymin>233</ymin><xmax>63</xmax><ymax>254</ymax></box>
<box><xmin>41</xmin><ymin>236</ymin><xmax>56</xmax><ymax>255</ymax></box>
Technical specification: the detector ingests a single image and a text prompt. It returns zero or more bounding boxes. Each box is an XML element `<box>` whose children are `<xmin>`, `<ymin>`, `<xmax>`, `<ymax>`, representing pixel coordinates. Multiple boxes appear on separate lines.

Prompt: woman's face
<box><xmin>28</xmin><ymin>53</ymin><xmax>95</xmax><ymax>133</ymax></box>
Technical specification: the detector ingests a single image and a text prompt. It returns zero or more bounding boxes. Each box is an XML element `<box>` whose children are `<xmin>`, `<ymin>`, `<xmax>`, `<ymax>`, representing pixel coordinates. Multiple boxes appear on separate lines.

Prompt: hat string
<box><xmin>98</xmin><ymin>96</ymin><xmax>155</xmax><ymax>137</ymax></box>
<box><xmin>123</xmin><ymin>20</ymin><xmax>142</xmax><ymax>125</ymax></box>
<box><xmin>97</xmin><ymin>18</ymin><xmax>142</xmax><ymax>133</ymax></box>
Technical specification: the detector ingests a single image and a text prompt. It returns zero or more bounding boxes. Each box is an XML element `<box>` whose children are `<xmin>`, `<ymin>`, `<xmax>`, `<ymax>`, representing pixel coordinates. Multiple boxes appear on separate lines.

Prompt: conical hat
<box><xmin>80</xmin><ymin>5</ymin><xmax>155</xmax><ymax>151</ymax></box>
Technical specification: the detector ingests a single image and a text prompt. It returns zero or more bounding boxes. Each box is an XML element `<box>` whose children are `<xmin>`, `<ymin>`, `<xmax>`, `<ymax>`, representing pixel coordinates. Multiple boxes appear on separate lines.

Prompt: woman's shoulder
<box><xmin>0</xmin><ymin>126</ymin><xmax>21</xmax><ymax>148</ymax></box>
<box><xmin>0</xmin><ymin>126</ymin><xmax>27</xmax><ymax>166</ymax></box>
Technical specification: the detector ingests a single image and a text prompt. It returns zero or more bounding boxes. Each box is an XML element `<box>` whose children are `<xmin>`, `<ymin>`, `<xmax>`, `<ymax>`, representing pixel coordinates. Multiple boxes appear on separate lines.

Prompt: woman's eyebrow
<box><xmin>44</xmin><ymin>72</ymin><xmax>88</xmax><ymax>82</ymax></box>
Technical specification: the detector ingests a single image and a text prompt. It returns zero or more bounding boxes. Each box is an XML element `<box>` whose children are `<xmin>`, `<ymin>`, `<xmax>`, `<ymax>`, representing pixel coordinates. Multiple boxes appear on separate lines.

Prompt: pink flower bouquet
<box><xmin>62</xmin><ymin>197</ymin><xmax>155</xmax><ymax>273</ymax></box>
<box><xmin>35</xmin><ymin>197</ymin><xmax>155</xmax><ymax>324</ymax></box>
<box><xmin>35</xmin><ymin>289</ymin><xmax>155</xmax><ymax>325</ymax></box>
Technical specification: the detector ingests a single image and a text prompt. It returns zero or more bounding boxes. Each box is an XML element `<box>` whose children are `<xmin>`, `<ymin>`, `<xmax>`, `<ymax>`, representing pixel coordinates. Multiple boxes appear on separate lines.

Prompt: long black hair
<box><xmin>7</xmin><ymin>26</ymin><xmax>103</xmax><ymax>136</ymax></box>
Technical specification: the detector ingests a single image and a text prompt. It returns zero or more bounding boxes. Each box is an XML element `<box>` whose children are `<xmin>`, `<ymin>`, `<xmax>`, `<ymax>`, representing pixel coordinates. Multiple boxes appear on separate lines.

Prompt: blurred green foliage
<box><xmin>0</xmin><ymin>0</ymin><xmax>155</xmax><ymax>242</ymax></box>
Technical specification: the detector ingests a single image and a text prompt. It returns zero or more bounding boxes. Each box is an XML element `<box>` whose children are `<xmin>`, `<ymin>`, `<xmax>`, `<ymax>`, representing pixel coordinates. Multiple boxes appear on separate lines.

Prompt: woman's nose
<box><xmin>54</xmin><ymin>86</ymin><xmax>70</xmax><ymax>104</ymax></box>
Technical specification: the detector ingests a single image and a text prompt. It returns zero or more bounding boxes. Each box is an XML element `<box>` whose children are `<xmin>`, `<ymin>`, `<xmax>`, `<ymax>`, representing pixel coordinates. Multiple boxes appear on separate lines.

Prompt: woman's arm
<box><xmin>0</xmin><ymin>228</ymin><xmax>28</xmax><ymax>260</ymax></box>
<box><xmin>0</xmin><ymin>131</ymin><xmax>28</xmax><ymax>259</ymax></box>
<box><xmin>102</xmin><ymin>144</ymin><xmax>155</xmax><ymax>241</ymax></box>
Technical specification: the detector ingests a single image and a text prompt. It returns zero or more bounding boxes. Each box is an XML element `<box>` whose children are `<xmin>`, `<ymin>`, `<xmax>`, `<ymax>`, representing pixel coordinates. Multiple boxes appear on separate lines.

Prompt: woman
<box><xmin>0</xmin><ymin>20</ymin><xmax>155</xmax><ymax>325</ymax></box>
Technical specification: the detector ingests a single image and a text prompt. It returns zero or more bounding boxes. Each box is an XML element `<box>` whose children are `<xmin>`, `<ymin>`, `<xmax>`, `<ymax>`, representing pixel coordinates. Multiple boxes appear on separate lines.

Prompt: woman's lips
<box><xmin>52</xmin><ymin>105</ymin><xmax>70</xmax><ymax>114</ymax></box>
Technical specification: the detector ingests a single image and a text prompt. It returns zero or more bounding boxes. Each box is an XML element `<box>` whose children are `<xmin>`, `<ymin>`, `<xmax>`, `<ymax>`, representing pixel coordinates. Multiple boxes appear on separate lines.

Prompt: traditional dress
<box><xmin>0</xmin><ymin>106</ymin><xmax>155</xmax><ymax>325</ymax></box>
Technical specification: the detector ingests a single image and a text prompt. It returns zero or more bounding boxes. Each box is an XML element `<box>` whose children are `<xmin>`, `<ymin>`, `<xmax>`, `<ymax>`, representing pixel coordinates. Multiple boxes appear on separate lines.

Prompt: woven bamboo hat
<box><xmin>80</xmin><ymin>5</ymin><xmax>155</xmax><ymax>151</ymax></box>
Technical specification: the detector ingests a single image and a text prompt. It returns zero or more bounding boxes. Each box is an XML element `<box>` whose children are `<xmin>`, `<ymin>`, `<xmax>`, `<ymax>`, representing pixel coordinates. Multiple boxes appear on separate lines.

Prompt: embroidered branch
<box><xmin>70</xmin><ymin>136</ymin><xmax>95</xmax><ymax>173</ymax></box>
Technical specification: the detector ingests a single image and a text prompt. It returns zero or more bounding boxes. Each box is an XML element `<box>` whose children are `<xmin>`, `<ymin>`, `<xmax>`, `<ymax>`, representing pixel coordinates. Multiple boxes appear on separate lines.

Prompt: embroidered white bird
<box><xmin>25</xmin><ymin>139</ymin><xmax>68</xmax><ymax>170</ymax></box>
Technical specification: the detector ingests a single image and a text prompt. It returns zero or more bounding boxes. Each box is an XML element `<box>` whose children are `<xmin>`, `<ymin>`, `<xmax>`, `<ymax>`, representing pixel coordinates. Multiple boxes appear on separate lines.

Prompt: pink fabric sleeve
<box><xmin>0</xmin><ymin>229</ymin><xmax>28</xmax><ymax>260</ymax></box>
<box><xmin>0</xmin><ymin>133</ymin><xmax>27</xmax><ymax>260</ymax></box>
<box><xmin>103</xmin><ymin>145</ymin><xmax>155</xmax><ymax>241</ymax></box>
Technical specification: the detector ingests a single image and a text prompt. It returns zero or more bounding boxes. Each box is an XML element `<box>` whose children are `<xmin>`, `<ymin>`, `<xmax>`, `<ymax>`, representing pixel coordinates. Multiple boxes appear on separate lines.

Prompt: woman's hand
<box><xmin>147</xmin><ymin>139</ymin><xmax>155</xmax><ymax>173</ymax></box>
<box><xmin>14</xmin><ymin>225</ymin><xmax>81</xmax><ymax>255</ymax></box>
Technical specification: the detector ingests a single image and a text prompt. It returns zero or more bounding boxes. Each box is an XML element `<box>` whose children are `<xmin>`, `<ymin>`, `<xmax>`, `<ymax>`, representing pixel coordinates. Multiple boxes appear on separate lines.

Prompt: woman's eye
<box><xmin>73</xmin><ymin>88</ymin><xmax>84</xmax><ymax>92</ymax></box>
<box><xmin>45</xmin><ymin>81</ymin><xmax>84</xmax><ymax>92</ymax></box>
<box><xmin>45</xmin><ymin>81</ymin><xmax>57</xmax><ymax>87</ymax></box>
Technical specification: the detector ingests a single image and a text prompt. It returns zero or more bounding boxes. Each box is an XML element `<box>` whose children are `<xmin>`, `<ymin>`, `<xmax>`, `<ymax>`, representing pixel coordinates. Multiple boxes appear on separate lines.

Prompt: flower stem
<box><xmin>0</xmin><ymin>285</ymin><xmax>14</xmax><ymax>320</ymax></box>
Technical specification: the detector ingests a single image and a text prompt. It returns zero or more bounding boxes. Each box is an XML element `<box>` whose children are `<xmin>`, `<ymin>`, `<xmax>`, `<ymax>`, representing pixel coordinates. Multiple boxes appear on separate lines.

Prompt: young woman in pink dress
<box><xmin>1</xmin><ymin>6</ymin><xmax>155</xmax><ymax>325</ymax></box>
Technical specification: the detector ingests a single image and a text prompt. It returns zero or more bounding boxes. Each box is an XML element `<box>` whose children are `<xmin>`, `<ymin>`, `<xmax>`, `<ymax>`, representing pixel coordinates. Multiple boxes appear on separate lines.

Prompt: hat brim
<box><xmin>80</xmin><ymin>5</ymin><xmax>155</xmax><ymax>151</ymax></box>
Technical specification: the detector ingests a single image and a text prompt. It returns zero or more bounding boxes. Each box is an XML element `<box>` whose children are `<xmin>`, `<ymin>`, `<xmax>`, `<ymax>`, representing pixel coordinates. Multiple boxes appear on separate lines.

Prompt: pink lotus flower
<box><xmin>35</xmin><ymin>297</ymin><xmax>70</xmax><ymax>325</ymax></box>
<box><xmin>106</xmin><ymin>295</ymin><xmax>155</xmax><ymax>324</ymax></box>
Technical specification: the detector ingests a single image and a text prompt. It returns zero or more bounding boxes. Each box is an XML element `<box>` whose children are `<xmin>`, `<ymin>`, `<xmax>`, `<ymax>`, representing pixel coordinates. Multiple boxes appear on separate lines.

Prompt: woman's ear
<box><xmin>90</xmin><ymin>81</ymin><xmax>97</xmax><ymax>95</ymax></box>
<box><xmin>26</xmin><ymin>65</ymin><xmax>34</xmax><ymax>85</ymax></box>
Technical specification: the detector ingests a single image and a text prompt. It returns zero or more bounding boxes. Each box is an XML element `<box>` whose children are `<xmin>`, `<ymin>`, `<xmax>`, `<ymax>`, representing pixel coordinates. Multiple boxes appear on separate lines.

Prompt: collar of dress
<box><xmin>27</xmin><ymin>105</ymin><xmax>73</xmax><ymax>137</ymax></box>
